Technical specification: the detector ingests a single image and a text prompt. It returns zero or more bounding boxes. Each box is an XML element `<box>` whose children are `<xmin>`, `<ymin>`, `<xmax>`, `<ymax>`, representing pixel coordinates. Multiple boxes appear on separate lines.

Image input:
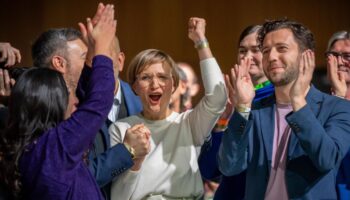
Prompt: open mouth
<box><xmin>149</xmin><ymin>94</ymin><xmax>162</xmax><ymax>105</ymax></box>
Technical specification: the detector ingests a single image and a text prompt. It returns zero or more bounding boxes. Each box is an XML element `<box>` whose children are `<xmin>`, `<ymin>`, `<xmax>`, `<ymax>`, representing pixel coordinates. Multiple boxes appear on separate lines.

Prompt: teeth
<box><xmin>149</xmin><ymin>94</ymin><xmax>161</xmax><ymax>101</ymax></box>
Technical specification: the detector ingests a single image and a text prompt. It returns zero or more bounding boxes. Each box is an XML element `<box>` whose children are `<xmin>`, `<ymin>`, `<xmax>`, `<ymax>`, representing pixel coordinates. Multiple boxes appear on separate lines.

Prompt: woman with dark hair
<box><xmin>0</xmin><ymin>4</ymin><xmax>116</xmax><ymax>200</ymax></box>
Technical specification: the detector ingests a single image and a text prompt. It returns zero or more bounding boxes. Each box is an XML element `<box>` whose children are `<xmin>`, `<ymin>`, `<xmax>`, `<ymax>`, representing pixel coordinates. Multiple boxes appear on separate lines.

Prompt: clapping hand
<box><xmin>327</xmin><ymin>54</ymin><xmax>347</xmax><ymax>98</ymax></box>
<box><xmin>229</xmin><ymin>57</ymin><xmax>255</xmax><ymax>109</ymax></box>
<box><xmin>290</xmin><ymin>50</ymin><xmax>315</xmax><ymax>111</ymax></box>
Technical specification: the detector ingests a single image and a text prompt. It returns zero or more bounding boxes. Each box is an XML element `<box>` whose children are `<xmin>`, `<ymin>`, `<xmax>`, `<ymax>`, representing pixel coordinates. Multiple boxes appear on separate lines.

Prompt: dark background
<box><xmin>1</xmin><ymin>0</ymin><xmax>349</xmax><ymax>102</ymax></box>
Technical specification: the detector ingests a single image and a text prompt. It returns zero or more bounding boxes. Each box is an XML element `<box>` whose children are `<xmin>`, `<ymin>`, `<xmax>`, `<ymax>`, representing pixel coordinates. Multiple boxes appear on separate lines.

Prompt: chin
<box><xmin>148</xmin><ymin>105</ymin><xmax>161</xmax><ymax>113</ymax></box>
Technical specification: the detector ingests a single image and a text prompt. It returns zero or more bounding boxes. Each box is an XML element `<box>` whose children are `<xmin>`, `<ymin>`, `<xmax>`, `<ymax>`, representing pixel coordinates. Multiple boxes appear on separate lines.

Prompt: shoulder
<box><xmin>311</xmin><ymin>88</ymin><xmax>350</xmax><ymax>110</ymax></box>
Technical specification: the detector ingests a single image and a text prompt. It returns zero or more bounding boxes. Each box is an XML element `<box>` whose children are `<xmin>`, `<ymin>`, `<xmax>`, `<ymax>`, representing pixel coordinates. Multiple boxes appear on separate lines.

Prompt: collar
<box><xmin>254</xmin><ymin>80</ymin><xmax>271</xmax><ymax>90</ymax></box>
<box><xmin>115</xmin><ymin>81</ymin><xmax>122</xmax><ymax>104</ymax></box>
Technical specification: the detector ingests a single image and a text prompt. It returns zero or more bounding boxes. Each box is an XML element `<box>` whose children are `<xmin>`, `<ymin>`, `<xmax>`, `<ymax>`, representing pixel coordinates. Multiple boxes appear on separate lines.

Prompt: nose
<box><xmin>267</xmin><ymin>48</ymin><xmax>278</xmax><ymax>62</ymax></box>
<box><xmin>149</xmin><ymin>77</ymin><xmax>161</xmax><ymax>88</ymax></box>
<box><xmin>245</xmin><ymin>51</ymin><xmax>254</xmax><ymax>60</ymax></box>
<box><xmin>239</xmin><ymin>51</ymin><xmax>253</xmax><ymax>65</ymax></box>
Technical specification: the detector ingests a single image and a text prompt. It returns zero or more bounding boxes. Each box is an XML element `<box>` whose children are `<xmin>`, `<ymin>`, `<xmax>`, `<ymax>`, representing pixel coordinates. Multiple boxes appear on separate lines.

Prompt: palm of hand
<box><xmin>235</xmin><ymin>77</ymin><xmax>255</xmax><ymax>105</ymax></box>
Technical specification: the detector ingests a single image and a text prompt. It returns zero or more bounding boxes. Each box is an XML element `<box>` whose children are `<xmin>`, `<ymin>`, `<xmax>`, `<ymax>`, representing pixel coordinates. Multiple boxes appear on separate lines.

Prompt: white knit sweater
<box><xmin>109</xmin><ymin>58</ymin><xmax>227</xmax><ymax>200</ymax></box>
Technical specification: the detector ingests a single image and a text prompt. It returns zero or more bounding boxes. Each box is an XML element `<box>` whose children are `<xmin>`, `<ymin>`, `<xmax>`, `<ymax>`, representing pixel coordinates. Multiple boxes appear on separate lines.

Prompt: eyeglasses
<box><xmin>136</xmin><ymin>73</ymin><xmax>172</xmax><ymax>87</ymax></box>
<box><xmin>325</xmin><ymin>51</ymin><xmax>350</xmax><ymax>62</ymax></box>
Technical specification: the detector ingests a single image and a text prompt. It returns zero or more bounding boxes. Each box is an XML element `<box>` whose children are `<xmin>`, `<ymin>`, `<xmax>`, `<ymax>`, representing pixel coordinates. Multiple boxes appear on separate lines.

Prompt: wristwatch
<box><xmin>124</xmin><ymin>143</ymin><xmax>135</xmax><ymax>159</ymax></box>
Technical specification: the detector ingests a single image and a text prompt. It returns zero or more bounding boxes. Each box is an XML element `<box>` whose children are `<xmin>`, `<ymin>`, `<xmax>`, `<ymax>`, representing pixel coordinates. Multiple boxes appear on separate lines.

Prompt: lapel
<box><xmin>258</xmin><ymin>95</ymin><xmax>276</xmax><ymax>162</ymax></box>
<box><xmin>100</xmin><ymin>119</ymin><xmax>112</xmax><ymax>149</ymax></box>
<box><xmin>120</xmin><ymin>80</ymin><xmax>142</xmax><ymax>115</ymax></box>
<box><xmin>287</xmin><ymin>86</ymin><xmax>323</xmax><ymax>158</ymax></box>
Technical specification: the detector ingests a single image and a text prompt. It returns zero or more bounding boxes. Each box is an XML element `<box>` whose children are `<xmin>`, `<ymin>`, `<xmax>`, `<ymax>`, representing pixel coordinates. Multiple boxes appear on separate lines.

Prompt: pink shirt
<box><xmin>265</xmin><ymin>103</ymin><xmax>293</xmax><ymax>200</ymax></box>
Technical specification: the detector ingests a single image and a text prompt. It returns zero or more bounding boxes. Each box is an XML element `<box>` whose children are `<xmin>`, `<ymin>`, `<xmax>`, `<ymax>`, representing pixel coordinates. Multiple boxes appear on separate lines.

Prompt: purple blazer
<box><xmin>19</xmin><ymin>55</ymin><xmax>115</xmax><ymax>200</ymax></box>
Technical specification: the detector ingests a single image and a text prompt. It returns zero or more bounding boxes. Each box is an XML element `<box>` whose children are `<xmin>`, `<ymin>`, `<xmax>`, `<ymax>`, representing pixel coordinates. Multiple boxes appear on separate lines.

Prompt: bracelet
<box><xmin>236</xmin><ymin>104</ymin><xmax>251</xmax><ymax>113</ymax></box>
<box><xmin>214</xmin><ymin>118</ymin><xmax>229</xmax><ymax>131</ymax></box>
<box><xmin>124</xmin><ymin>143</ymin><xmax>135</xmax><ymax>159</ymax></box>
<box><xmin>194</xmin><ymin>38</ymin><xmax>209</xmax><ymax>49</ymax></box>
<box><xmin>217</xmin><ymin>118</ymin><xmax>229</xmax><ymax>126</ymax></box>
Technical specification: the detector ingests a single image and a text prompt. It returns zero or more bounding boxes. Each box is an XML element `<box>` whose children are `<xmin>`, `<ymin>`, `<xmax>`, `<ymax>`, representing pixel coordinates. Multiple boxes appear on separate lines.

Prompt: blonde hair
<box><xmin>127</xmin><ymin>49</ymin><xmax>180</xmax><ymax>89</ymax></box>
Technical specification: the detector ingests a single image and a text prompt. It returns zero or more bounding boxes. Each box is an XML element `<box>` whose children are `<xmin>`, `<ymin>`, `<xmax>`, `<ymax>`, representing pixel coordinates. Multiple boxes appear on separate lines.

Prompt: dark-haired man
<box><xmin>31</xmin><ymin>5</ymin><xmax>144</xmax><ymax>199</ymax></box>
<box><xmin>218</xmin><ymin>19</ymin><xmax>350</xmax><ymax>200</ymax></box>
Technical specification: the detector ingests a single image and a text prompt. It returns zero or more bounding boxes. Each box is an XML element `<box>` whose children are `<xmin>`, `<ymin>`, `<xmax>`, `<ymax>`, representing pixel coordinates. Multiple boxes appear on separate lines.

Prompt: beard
<box><xmin>267</xmin><ymin>66</ymin><xmax>298</xmax><ymax>86</ymax></box>
<box><xmin>65</xmin><ymin>61</ymin><xmax>81</xmax><ymax>92</ymax></box>
<box><xmin>265</xmin><ymin>56</ymin><xmax>301</xmax><ymax>87</ymax></box>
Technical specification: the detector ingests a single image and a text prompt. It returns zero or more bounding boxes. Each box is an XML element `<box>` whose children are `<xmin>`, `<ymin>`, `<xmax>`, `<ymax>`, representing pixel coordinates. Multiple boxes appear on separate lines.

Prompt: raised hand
<box><xmin>78</xmin><ymin>3</ymin><xmax>105</xmax><ymax>46</ymax></box>
<box><xmin>0</xmin><ymin>42</ymin><xmax>21</xmax><ymax>67</ymax></box>
<box><xmin>188</xmin><ymin>17</ymin><xmax>206</xmax><ymax>43</ymax></box>
<box><xmin>219</xmin><ymin>74</ymin><xmax>236</xmax><ymax>120</ymax></box>
<box><xmin>327</xmin><ymin>54</ymin><xmax>347</xmax><ymax>98</ymax></box>
<box><xmin>78</xmin><ymin>3</ymin><xmax>116</xmax><ymax>63</ymax></box>
<box><xmin>290</xmin><ymin>50</ymin><xmax>315</xmax><ymax>111</ymax></box>
<box><xmin>188</xmin><ymin>17</ymin><xmax>213</xmax><ymax>60</ymax></box>
<box><xmin>229</xmin><ymin>57</ymin><xmax>255</xmax><ymax>109</ymax></box>
<box><xmin>86</xmin><ymin>4</ymin><xmax>116</xmax><ymax>59</ymax></box>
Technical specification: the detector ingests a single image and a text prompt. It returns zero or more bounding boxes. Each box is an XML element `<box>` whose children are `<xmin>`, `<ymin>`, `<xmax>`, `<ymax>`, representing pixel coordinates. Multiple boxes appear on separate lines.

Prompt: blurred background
<box><xmin>1</xmin><ymin>0</ymin><xmax>350</xmax><ymax>103</ymax></box>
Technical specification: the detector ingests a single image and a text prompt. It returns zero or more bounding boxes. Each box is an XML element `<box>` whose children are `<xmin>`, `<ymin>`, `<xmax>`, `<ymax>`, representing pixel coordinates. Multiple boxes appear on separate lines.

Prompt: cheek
<box><xmin>237</xmin><ymin>54</ymin><xmax>244</xmax><ymax>62</ymax></box>
<box><xmin>132</xmin><ymin>83</ymin><xmax>144</xmax><ymax>96</ymax></box>
<box><xmin>254</xmin><ymin>54</ymin><xmax>262</xmax><ymax>63</ymax></box>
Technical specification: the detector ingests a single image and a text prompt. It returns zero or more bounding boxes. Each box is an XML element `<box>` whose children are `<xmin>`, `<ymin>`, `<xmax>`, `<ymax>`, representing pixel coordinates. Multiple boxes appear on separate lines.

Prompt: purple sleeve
<box><xmin>76</xmin><ymin>64</ymin><xmax>92</xmax><ymax>102</ymax></box>
<box><xmin>54</xmin><ymin>55</ymin><xmax>115</xmax><ymax>160</ymax></box>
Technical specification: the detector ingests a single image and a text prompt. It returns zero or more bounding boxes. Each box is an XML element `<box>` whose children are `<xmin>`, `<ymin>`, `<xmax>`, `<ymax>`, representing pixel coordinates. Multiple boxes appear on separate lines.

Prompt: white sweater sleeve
<box><xmin>189</xmin><ymin>58</ymin><xmax>227</xmax><ymax>146</ymax></box>
<box><xmin>109</xmin><ymin>122</ymin><xmax>140</xmax><ymax>200</ymax></box>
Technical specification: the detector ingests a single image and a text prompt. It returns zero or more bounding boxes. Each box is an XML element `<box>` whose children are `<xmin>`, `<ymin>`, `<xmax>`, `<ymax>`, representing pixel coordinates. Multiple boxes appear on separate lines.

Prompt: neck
<box><xmin>254</xmin><ymin>80</ymin><xmax>271</xmax><ymax>90</ymax></box>
<box><xmin>142</xmin><ymin>108</ymin><xmax>173</xmax><ymax>121</ymax></box>
<box><xmin>114</xmin><ymin>79</ymin><xmax>120</xmax><ymax>95</ymax></box>
<box><xmin>274</xmin><ymin>82</ymin><xmax>294</xmax><ymax>104</ymax></box>
<box><xmin>252</xmin><ymin>76</ymin><xmax>269</xmax><ymax>86</ymax></box>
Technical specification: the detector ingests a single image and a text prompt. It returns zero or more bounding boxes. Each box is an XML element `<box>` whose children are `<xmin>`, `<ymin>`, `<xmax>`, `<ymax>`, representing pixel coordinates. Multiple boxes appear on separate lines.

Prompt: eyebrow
<box><xmin>275</xmin><ymin>42</ymin><xmax>288</xmax><ymax>46</ymax></box>
<box><xmin>239</xmin><ymin>45</ymin><xmax>260</xmax><ymax>49</ymax></box>
<box><xmin>262</xmin><ymin>42</ymin><xmax>288</xmax><ymax>49</ymax></box>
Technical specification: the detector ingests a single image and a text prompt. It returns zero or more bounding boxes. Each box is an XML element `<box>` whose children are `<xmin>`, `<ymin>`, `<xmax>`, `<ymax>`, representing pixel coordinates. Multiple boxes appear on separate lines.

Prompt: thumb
<box><xmin>339</xmin><ymin>72</ymin><xmax>346</xmax><ymax>84</ymax></box>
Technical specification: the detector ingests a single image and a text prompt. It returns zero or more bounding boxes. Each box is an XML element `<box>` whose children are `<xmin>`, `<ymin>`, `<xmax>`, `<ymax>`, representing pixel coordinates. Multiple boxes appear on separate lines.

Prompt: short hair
<box><xmin>127</xmin><ymin>49</ymin><xmax>180</xmax><ymax>89</ymax></box>
<box><xmin>238</xmin><ymin>25</ymin><xmax>262</xmax><ymax>46</ymax></box>
<box><xmin>327</xmin><ymin>30</ymin><xmax>350</xmax><ymax>51</ymax></box>
<box><xmin>258</xmin><ymin>19</ymin><xmax>315</xmax><ymax>51</ymax></box>
<box><xmin>32</xmin><ymin>28</ymin><xmax>82</xmax><ymax>68</ymax></box>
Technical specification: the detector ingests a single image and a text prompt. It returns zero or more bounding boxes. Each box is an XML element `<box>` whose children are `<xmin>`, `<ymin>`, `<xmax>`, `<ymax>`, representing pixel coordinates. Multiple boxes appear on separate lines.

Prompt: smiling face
<box><xmin>261</xmin><ymin>28</ymin><xmax>301</xmax><ymax>87</ymax></box>
<box><xmin>132</xmin><ymin>62</ymin><xmax>174</xmax><ymax>120</ymax></box>
<box><xmin>330</xmin><ymin>39</ymin><xmax>350</xmax><ymax>84</ymax></box>
<box><xmin>238</xmin><ymin>32</ymin><xmax>267</xmax><ymax>84</ymax></box>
